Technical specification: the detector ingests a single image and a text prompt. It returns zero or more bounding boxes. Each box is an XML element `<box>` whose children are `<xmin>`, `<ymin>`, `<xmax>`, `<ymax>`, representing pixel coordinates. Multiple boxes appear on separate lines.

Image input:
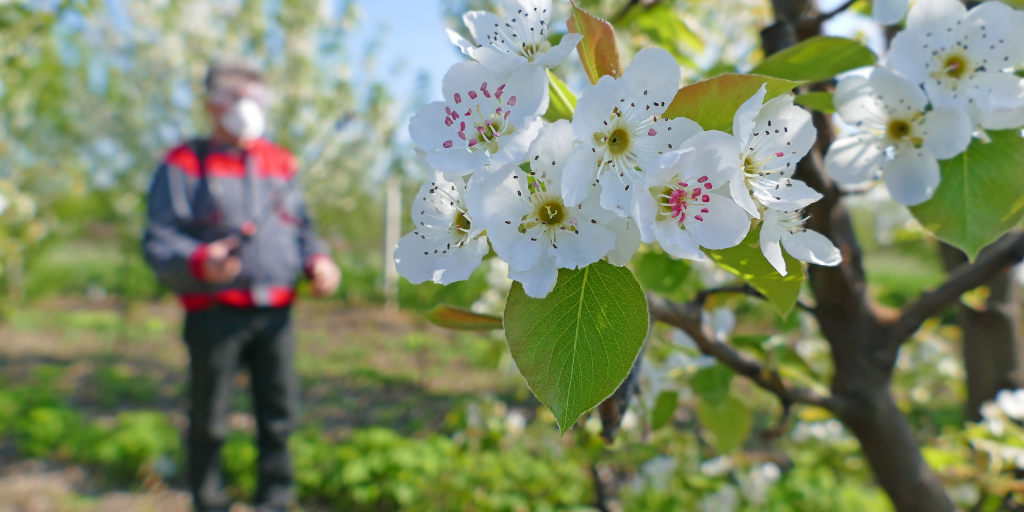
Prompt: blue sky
<box><xmin>344</xmin><ymin>0</ymin><xmax>463</xmax><ymax>108</ymax></box>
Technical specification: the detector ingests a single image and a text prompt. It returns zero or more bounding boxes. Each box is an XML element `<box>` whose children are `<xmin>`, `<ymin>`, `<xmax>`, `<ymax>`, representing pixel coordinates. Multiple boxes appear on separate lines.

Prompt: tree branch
<box><xmin>648</xmin><ymin>293</ymin><xmax>847</xmax><ymax>414</ymax></box>
<box><xmin>893</xmin><ymin>232</ymin><xmax>1024</xmax><ymax>344</ymax></box>
<box><xmin>696</xmin><ymin>283</ymin><xmax>814</xmax><ymax>312</ymax></box>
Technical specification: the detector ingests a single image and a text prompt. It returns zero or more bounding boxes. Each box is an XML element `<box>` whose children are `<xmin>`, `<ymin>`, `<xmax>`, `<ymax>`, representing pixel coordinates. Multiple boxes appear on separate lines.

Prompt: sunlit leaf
<box><xmin>503</xmin><ymin>260</ymin><xmax>648</xmax><ymax>434</ymax></box>
<box><xmin>567</xmin><ymin>1</ymin><xmax>623</xmax><ymax>85</ymax></box>
<box><xmin>691</xmin><ymin>364</ymin><xmax>734</xmax><ymax>406</ymax></box>
<box><xmin>697</xmin><ymin>396</ymin><xmax>751</xmax><ymax>453</ymax></box>
<box><xmin>424</xmin><ymin>305</ymin><xmax>504</xmax><ymax>331</ymax></box>
<box><xmin>651</xmin><ymin>391</ymin><xmax>678</xmax><ymax>430</ymax></box>
<box><xmin>617</xmin><ymin>2</ymin><xmax>701</xmax><ymax>68</ymax></box>
<box><xmin>910</xmin><ymin>130</ymin><xmax>1024</xmax><ymax>260</ymax></box>
<box><xmin>633</xmin><ymin>250</ymin><xmax>691</xmax><ymax>294</ymax></box>
<box><xmin>664</xmin><ymin>74</ymin><xmax>801</xmax><ymax>133</ymax></box>
<box><xmin>543</xmin><ymin>70</ymin><xmax>577</xmax><ymax>123</ymax></box>
<box><xmin>751</xmin><ymin>36</ymin><xmax>875</xmax><ymax>83</ymax></box>
<box><xmin>705</xmin><ymin>225</ymin><xmax>804</xmax><ymax>317</ymax></box>
<box><xmin>794</xmin><ymin>92</ymin><xmax>835</xmax><ymax>113</ymax></box>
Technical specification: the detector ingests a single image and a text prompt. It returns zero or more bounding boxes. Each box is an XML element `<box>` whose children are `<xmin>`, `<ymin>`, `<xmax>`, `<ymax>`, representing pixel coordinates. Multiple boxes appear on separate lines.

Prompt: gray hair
<box><xmin>204</xmin><ymin>56</ymin><xmax>264</xmax><ymax>93</ymax></box>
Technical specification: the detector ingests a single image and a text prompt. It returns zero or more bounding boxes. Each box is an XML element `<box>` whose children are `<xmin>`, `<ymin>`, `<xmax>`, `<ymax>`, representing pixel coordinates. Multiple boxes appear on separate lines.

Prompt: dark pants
<box><xmin>184</xmin><ymin>306</ymin><xmax>298</xmax><ymax>512</ymax></box>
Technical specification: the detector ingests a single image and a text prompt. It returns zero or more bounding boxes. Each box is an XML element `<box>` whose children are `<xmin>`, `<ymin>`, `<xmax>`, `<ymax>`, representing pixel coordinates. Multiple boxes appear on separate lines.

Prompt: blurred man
<box><xmin>143</xmin><ymin>57</ymin><xmax>341</xmax><ymax>512</ymax></box>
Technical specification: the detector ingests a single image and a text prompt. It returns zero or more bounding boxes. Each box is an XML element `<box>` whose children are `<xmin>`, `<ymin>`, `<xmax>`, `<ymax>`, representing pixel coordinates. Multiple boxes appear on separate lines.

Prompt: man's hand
<box><xmin>201</xmin><ymin>237</ymin><xmax>242</xmax><ymax>284</ymax></box>
<box><xmin>308</xmin><ymin>256</ymin><xmax>341</xmax><ymax>298</ymax></box>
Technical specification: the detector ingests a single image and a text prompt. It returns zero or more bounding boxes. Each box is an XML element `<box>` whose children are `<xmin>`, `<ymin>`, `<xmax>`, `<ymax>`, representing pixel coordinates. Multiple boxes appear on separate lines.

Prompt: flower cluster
<box><xmin>396</xmin><ymin>0</ymin><xmax>841</xmax><ymax>297</ymax></box>
<box><xmin>826</xmin><ymin>0</ymin><xmax>1024</xmax><ymax>206</ymax></box>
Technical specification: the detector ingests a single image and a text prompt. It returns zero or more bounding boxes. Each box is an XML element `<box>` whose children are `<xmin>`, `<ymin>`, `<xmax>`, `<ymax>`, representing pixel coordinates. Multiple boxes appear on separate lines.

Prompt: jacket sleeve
<box><xmin>295</xmin><ymin>191</ymin><xmax>333</xmax><ymax>273</ymax></box>
<box><xmin>143</xmin><ymin>162</ymin><xmax>207</xmax><ymax>290</ymax></box>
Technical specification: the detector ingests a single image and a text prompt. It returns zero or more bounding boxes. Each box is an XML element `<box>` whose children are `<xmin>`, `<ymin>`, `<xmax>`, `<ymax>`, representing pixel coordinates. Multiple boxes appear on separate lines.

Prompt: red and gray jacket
<box><xmin>143</xmin><ymin>138</ymin><xmax>331</xmax><ymax>311</ymax></box>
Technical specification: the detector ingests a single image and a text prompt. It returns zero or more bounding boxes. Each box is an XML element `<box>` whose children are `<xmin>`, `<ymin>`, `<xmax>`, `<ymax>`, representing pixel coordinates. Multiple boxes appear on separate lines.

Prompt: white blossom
<box><xmin>729</xmin><ymin>85</ymin><xmax>821</xmax><ymax>218</ymax></box>
<box><xmin>825</xmin><ymin>67</ymin><xmax>973</xmax><ymax>206</ymax></box>
<box><xmin>887</xmin><ymin>0</ymin><xmax>1024</xmax><ymax>132</ymax></box>
<box><xmin>561</xmin><ymin>47</ymin><xmax>703</xmax><ymax>217</ymax></box>
<box><xmin>997</xmin><ymin>389</ymin><xmax>1024</xmax><ymax>420</ymax></box>
<box><xmin>409</xmin><ymin>61</ymin><xmax>547</xmax><ymax>176</ymax></box>
<box><xmin>633</xmin><ymin>131</ymin><xmax>751</xmax><ymax>260</ymax></box>
<box><xmin>872</xmin><ymin>0</ymin><xmax>909</xmax><ymax>26</ymax></box>
<box><xmin>0</xmin><ymin>191</ymin><xmax>7</xmax><ymax>217</ymax></box>
<box><xmin>393</xmin><ymin>165</ymin><xmax>489</xmax><ymax>285</ymax></box>
<box><xmin>759</xmin><ymin>208</ymin><xmax>841</xmax><ymax>276</ymax></box>
<box><xmin>467</xmin><ymin>120</ymin><xmax>640</xmax><ymax>298</ymax></box>
<box><xmin>448</xmin><ymin>0</ymin><xmax>584</xmax><ymax>78</ymax></box>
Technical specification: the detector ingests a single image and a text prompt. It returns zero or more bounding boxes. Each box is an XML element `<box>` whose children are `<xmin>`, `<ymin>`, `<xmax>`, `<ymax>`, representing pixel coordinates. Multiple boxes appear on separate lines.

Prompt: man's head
<box><xmin>204</xmin><ymin>57</ymin><xmax>269</xmax><ymax>147</ymax></box>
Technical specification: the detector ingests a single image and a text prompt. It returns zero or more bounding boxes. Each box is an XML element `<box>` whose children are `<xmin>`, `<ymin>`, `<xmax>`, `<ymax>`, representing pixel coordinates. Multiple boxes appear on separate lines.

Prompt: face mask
<box><xmin>220</xmin><ymin>97</ymin><xmax>266</xmax><ymax>142</ymax></box>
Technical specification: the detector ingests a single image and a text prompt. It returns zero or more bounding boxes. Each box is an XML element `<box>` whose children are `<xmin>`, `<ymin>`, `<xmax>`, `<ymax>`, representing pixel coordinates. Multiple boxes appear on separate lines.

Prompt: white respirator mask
<box><xmin>220</xmin><ymin>97</ymin><xmax>266</xmax><ymax>142</ymax></box>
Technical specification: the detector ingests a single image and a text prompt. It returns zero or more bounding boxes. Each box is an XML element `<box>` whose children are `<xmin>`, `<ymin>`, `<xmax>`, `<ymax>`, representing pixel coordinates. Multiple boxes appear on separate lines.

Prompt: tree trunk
<box><xmin>841</xmin><ymin>391</ymin><xmax>956</xmax><ymax>512</ymax></box>
<box><xmin>762</xmin><ymin>0</ymin><xmax>958</xmax><ymax>508</ymax></box>
<box><xmin>941</xmin><ymin>242</ymin><xmax>1023</xmax><ymax>421</ymax></box>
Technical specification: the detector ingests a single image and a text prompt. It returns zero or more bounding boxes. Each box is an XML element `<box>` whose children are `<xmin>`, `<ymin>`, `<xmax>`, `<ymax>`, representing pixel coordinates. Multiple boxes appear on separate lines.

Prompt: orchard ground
<box><xmin>0</xmin><ymin>299</ymin><xmax>532</xmax><ymax>511</ymax></box>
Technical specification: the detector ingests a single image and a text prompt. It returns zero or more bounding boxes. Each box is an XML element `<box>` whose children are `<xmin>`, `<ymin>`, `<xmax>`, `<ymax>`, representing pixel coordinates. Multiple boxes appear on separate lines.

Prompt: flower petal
<box><xmin>572</xmin><ymin>74</ymin><xmax>629</xmax><ymax>141</ymax></box>
<box><xmin>463</xmin><ymin>10</ymin><xmax>504</xmax><ymax>49</ymax></box>
<box><xmin>433</xmin><ymin>237</ymin><xmax>490</xmax><ymax>284</ymax></box>
<box><xmin>782</xmin><ymin>229</ymin><xmax>841</xmax><ymax>268</ymax></box>
<box><xmin>447</xmin><ymin>28</ymin><xmax>476</xmax><ymax>56</ymax></box>
<box><xmin>605</xmin><ymin>217</ymin><xmax>642</xmax><ymax>266</ymax></box>
<box><xmin>869</xmin><ymin>67</ymin><xmax>928</xmax><ymax>114</ymax></box>
<box><xmin>751</xmin><ymin>94</ymin><xmax>816</xmax><ymax>174</ymax></box>
<box><xmin>409</xmin><ymin>101</ymin><xmax>454</xmax><ymax>151</ymax></box>
<box><xmin>509</xmin><ymin>255</ymin><xmax>559</xmax><ymax>299</ymax></box>
<box><xmin>732</xmin><ymin>83</ymin><xmax>767</xmax><ymax>150</ymax></box>
<box><xmin>920</xmin><ymin>105</ymin><xmax>972</xmax><ymax>160</ymax></box>
<box><xmin>550</xmin><ymin>220</ymin><xmax>616</xmax><ymax>269</ymax></box>
<box><xmin>654</xmin><ymin>218</ymin><xmax>704</xmax><ymax>260</ymax></box>
<box><xmin>751</xmin><ymin>175</ymin><xmax>823</xmax><ymax>211</ymax></box>
<box><xmin>631</xmin><ymin>116</ymin><xmax>703</xmax><ymax>170</ymax></box>
<box><xmin>759</xmin><ymin>209</ymin><xmax>787</xmax><ymax>276</ymax></box>
<box><xmin>683</xmin><ymin>193</ymin><xmax>751</xmax><ymax>250</ymax></box>
<box><xmin>730</xmin><ymin>169</ymin><xmax>760</xmax><ymax>218</ymax></box>
<box><xmin>394</xmin><ymin>232</ymin><xmax>443</xmax><ymax>284</ymax></box>
<box><xmin>886</xmin><ymin>31</ymin><xmax>931</xmax><ymax>85</ymax></box>
<box><xmin>906</xmin><ymin>0</ymin><xmax>966</xmax><ymax>32</ymax></box>
<box><xmin>598</xmin><ymin>170</ymin><xmax>636</xmax><ymax>218</ymax></box>
<box><xmin>872</xmin><ymin>0</ymin><xmax>909</xmax><ymax>25</ymax></box>
<box><xmin>824</xmin><ymin>135</ymin><xmax>885</xmax><ymax>186</ymax></box>
<box><xmin>561</xmin><ymin>143</ymin><xmax>602</xmax><ymax>208</ymax></box>
<box><xmin>681</xmin><ymin>130</ymin><xmax>743</xmax><ymax>184</ymax></box>
<box><xmin>471</xmin><ymin>46</ymin><xmax>530</xmax><ymax>78</ymax></box>
<box><xmin>527</xmin><ymin>119</ymin><xmax>578</xmax><ymax>192</ymax></box>
<box><xmin>882</xmin><ymin>144</ymin><xmax>941</xmax><ymax>206</ymax></box>
<box><xmin>833</xmin><ymin>75</ymin><xmax>888</xmax><ymax>128</ymax></box>
<box><xmin>621</xmin><ymin>47</ymin><xmax>681</xmax><ymax>119</ymax></box>
<box><xmin>533</xmin><ymin>33</ymin><xmax>584</xmax><ymax>68</ymax></box>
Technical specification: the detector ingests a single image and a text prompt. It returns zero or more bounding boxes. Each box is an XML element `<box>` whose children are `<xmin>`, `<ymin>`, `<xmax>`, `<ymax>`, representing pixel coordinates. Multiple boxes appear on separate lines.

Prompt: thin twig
<box><xmin>648</xmin><ymin>293</ymin><xmax>846</xmax><ymax>414</ymax></box>
<box><xmin>893</xmin><ymin>232</ymin><xmax>1024</xmax><ymax>344</ymax></box>
<box><xmin>696</xmin><ymin>283</ymin><xmax>814</xmax><ymax>312</ymax></box>
<box><xmin>819</xmin><ymin>0</ymin><xmax>858</xmax><ymax>22</ymax></box>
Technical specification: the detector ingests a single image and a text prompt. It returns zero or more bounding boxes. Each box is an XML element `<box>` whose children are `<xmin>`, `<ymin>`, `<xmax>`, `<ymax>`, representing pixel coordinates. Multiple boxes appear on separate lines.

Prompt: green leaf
<box><xmin>543</xmin><ymin>70</ymin><xmax>577</xmax><ymax>122</ymax></box>
<box><xmin>634</xmin><ymin>250</ymin><xmax>691</xmax><ymax>294</ymax></box>
<box><xmin>706</xmin><ymin>225</ymin><xmax>804</xmax><ymax>317</ymax></box>
<box><xmin>567</xmin><ymin>1</ymin><xmax>622</xmax><ymax>85</ymax></box>
<box><xmin>503</xmin><ymin>260</ymin><xmax>649</xmax><ymax>434</ymax></box>
<box><xmin>617</xmin><ymin>2</ymin><xmax>701</xmax><ymax>68</ymax></box>
<box><xmin>651</xmin><ymin>391</ymin><xmax>678</xmax><ymax>430</ymax></box>
<box><xmin>690</xmin><ymin>364</ymin><xmax>734</xmax><ymax>406</ymax></box>
<box><xmin>910</xmin><ymin>130</ymin><xmax>1024</xmax><ymax>260</ymax></box>
<box><xmin>697</xmin><ymin>396</ymin><xmax>751</xmax><ymax>453</ymax></box>
<box><xmin>794</xmin><ymin>92</ymin><xmax>835</xmax><ymax>113</ymax></box>
<box><xmin>751</xmin><ymin>36</ymin><xmax>876</xmax><ymax>83</ymax></box>
<box><xmin>664</xmin><ymin>74</ymin><xmax>801</xmax><ymax>133</ymax></box>
<box><xmin>423</xmin><ymin>305</ymin><xmax>503</xmax><ymax>331</ymax></box>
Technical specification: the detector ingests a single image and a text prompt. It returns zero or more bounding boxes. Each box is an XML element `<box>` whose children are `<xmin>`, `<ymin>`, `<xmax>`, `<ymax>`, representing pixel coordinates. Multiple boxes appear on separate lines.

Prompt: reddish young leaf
<box><xmin>567</xmin><ymin>1</ymin><xmax>623</xmax><ymax>85</ymax></box>
<box><xmin>424</xmin><ymin>305</ymin><xmax>503</xmax><ymax>331</ymax></box>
